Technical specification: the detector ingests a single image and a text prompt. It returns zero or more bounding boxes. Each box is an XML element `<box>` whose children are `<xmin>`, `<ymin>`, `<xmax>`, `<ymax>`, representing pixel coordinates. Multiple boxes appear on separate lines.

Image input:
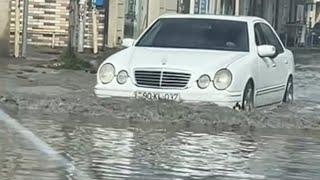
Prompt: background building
<box><xmin>123</xmin><ymin>0</ymin><xmax>177</xmax><ymax>39</ymax></box>
<box><xmin>305</xmin><ymin>0</ymin><xmax>320</xmax><ymax>29</ymax></box>
<box><xmin>0</xmin><ymin>0</ymin><xmax>10</xmax><ymax>56</ymax></box>
<box><xmin>4</xmin><ymin>0</ymin><xmax>320</xmax><ymax>56</ymax></box>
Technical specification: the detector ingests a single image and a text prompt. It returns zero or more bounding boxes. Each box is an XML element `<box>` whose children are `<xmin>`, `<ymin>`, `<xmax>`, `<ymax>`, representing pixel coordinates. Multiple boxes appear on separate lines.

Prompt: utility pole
<box><xmin>21</xmin><ymin>0</ymin><xmax>29</xmax><ymax>58</ymax></box>
<box><xmin>189</xmin><ymin>0</ymin><xmax>195</xmax><ymax>14</ymax></box>
<box><xmin>209</xmin><ymin>0</ymin><xmax>216</xmax><ymax>14</ymax></box>
<box><xmin>69</xmin><ymin>0</ymin><xmax>74</xmax><ymax>52</ymax></box>
<box><xmin>14</xmin><ymin>0</ymin><xmax>20</xmax><ymax>58</ymax></box>
<box><xmin>78</xmin><ymin>0</ymin><xmax>86</xmax><ymax>52</ymax></box>
<box><xmin>73</xmin><ymin>1</ymin><xmax>79</xmax><ymax>48</ymax></box>
<box><xmin>103</xmin><ymin>0</ymin><xmax>109</xmax><ymax>50</ymax></box>
<box><xmin>145</xmin><ymin>0</ymin><xmax>150</xmax><ymax>28</ymax></box>
<box><xmin>92</xmin><ymin>2</ymin><xmax>98</xmax><ymax>54</ymax></box>
<box><xmin>68</xmin><ymin>0</ymin><xmax>78</xmax><ymax>53</ymax></box>
<box><xmin>235</xmin><ymin>0</ymin><xmax>240</xmax><ymax>16</ymax></box>
<box><xmin>216</xmin><ymin>0</ymin><xmax>221</xmax><ymax>14</ymax></box>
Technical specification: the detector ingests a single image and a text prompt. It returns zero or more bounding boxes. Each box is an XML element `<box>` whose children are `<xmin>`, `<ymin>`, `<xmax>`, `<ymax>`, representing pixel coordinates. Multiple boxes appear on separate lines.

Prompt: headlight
<box><xmin>99</xmin><ymin>63</ymin><xmax>115</xmax><ymax>84</ymax></box>
<box><xmin>197</xmin><ymin>75</ymin><xmax>211</xmax><ymax>89</ymax></box>
<box><xmin>117</xmin><ymin>70</ymin><xmax>128</xmax><ymax>84</ymax></box>
<box><xmin>213</xmin><ymin>69</ymin><xmax>232</xmax><ymax>90</ymax></box>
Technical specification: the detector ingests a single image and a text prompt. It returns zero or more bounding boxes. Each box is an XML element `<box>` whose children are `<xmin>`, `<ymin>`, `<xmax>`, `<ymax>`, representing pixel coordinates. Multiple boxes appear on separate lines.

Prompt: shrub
<box><xmin>59</xmin><ymin>48</ymin><xmax>91</xmax><ymax>70</ymax></box>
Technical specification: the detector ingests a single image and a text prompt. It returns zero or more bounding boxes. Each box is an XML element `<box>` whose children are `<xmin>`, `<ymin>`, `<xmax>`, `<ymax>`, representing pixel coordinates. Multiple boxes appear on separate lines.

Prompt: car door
<box><xmin>254</xmin><ymin>23</ymin><xmax>288</xmax><ymax>107</ymax></box>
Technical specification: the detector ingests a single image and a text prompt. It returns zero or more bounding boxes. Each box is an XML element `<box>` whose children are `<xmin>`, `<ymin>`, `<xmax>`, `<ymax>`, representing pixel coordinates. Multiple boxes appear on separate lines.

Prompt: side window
<box><xmin>254</xmin><ymin>24</ymin><xmax>266</xmax><ymax>46</ymax></box>
<box><xmin>259</xmin><ymin>23</ymin><xmax>284</xmax><ymax>54</ymax></box>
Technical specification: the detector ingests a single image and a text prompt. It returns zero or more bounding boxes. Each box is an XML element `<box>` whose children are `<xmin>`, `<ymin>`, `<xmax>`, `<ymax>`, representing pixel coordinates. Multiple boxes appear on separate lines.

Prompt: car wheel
<box><xmin>242</xmin><ymin>81</ymin><xmax>254</xmax><ymax>111</ymax></box>
<box><xmin>283</xmin><ymin>76</ymin><xmax>294</xmax><ymax>104</ymax></box>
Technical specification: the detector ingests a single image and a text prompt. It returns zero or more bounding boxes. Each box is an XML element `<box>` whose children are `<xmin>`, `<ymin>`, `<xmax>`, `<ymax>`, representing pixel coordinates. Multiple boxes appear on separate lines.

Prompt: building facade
<box><xmin>7</xmin><ymin>0</ymin><xmax>320</xmax><ymax>53</ymax></box>
<box><xmin>9</xmin><ymin>0</ymin><xmax>110</xmax><ymax>49</ymax></box>
<box><xmin>8</xmin><ymin>0</ymin><xmax>177</xmax><ymax>50</ymax></box>
<box><xmin>122</xmin><ymin>0</ymin><xmax>177</xmax><ymax>39</ymax></box>
<box><xmin>0</xmin><ymin>0</ymin><xmax>10</xmax><ymax>56</ymax></box>
<box><xmin>305</xmin><ymin>0</ymin><xmax>320</xmax><ymax>29</ymax></box>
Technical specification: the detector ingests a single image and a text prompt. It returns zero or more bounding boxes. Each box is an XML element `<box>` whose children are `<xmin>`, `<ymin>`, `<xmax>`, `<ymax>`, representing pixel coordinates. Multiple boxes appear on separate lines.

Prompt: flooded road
<box><xmin>1</xmin><ymin>51</ymin><xmax>320</xmax><ymax>179</ymax></box>
<box><xmin>1</xmin><ymin>113</ymin><xmax>320</xmax><ymax>180</ymax></box>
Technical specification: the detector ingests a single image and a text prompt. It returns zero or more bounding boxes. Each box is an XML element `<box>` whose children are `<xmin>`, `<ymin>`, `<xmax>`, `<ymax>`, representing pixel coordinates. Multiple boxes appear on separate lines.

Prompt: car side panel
<box><xmin>285</xmin><ymin>49</ymin><xmax>295</xmax><ymax>77</ymax></box>
<box><xmin>251</xmin><ymin>20</ymin><xmax>292</xmax><ymax>107</ymax></box>
<box><xmin>227</xmin><ymin>54</ymin><xmax>259</xmax><ymax>106</ymax></box>
<box><xmin>255</xmin><ymin>54</ymin><xmax>286</xmax><ymax>107</ymax></box>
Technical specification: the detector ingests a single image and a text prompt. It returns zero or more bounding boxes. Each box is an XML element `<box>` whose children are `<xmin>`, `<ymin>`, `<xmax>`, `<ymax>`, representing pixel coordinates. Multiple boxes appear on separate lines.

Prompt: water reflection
<box><xmin>164</xmin><ymin>132</ymin><xmax>260</xmax><ymax>179</ymax></box>
<box><xmin>0</xmin><ymin>123</ymin><xmax>68</xmax><ymax>180</ymax></box>
<box><xmin>1</xmin><ymin>115</ymin><xmax>320</xmax><ymax>180</ymax></box>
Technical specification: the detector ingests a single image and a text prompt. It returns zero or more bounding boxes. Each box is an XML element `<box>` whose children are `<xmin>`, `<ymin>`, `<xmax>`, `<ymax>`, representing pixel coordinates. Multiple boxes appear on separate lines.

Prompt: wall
<box><xmin>9</xmin><ymin>0</ymin><xmax>108</xmax><ymax>49</ymax></box>
<box><xmin>163</xmin><ymin>0</ymin><xmax>178</xmax><ymax>13</ymax></box>
<box><xmin>85</xmin><ymin>10</ymin><xmax>106</xmax><ymax>48</ymax></box>
<box><xmin>239</xmin><ymin>0</ymin><xmax>250</xmax><ymax>15</ymax></box>
<box><xmin>148</xmin><ymin>0</ymin><xmax>177</xmax><ymax>25</ymax></box>
<box><xmin>262</xmin><ymin>0</ymin><xmax>277</xmax><ymax>27</ymax></box>
<box><xmin>148</xmin><ymin>0</ymin><xmax>161</xmax><ymax>25</ymax></box>
<box><xmin>107</xmin><ymin>0</ymin><xmax>125</xmax><ymax>47</ymax></box>
<box><xmin>208</xmin><ymin>0</ymin><xmax>249</xmax><ymax>16</ymax></box>
<box><xmin>0</xmin><ymin>0</ymin><xmax>10</xmax><ymax>56</ymax></box>
<box><xmin>121</xmin><ymin>0</ymin><xmax>178</xmax><ymax>40</ymax></box>
<box><xmin>305</xmin><ymin>1</ymin><xmax>317</xmax><ymax>28</ymax></box>
<box><xmin>317</xmin><ymin>3</ymin><xmax>320</xmax><ymax>23</ymax></box>
<box><xmin>9</xmin><ymin>0</ymin><xmax>70</xmax><ymax>47</ymax></box>
<box><xmin>277</xmin><ymin>0</ymin><xmax>291</xmax><ymax>32</ymax></box>
<box><xmin>135</xmin><ymin>0</ymin><xmax>148</xmax><ymax>38</ymax></box>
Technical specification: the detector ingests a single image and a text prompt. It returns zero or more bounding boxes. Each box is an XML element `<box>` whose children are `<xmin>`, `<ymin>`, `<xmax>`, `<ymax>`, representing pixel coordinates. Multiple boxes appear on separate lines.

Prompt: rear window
<box><xmin>136</xmin><ymin>18</ymin><xmax>249</xmax><ymax>52</ymax></box>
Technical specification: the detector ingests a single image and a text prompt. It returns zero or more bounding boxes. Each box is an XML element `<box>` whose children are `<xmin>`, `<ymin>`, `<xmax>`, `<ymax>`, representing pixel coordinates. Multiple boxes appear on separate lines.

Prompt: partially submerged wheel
<box><xmin>242</xmin><ymin>81</ymin><xmax>254</xmax><ymax>111</ymax></box>
<box><xmin>283</xmin><ymin>76</ymin><xmax>294</xmax><ymax>104</ymax></box>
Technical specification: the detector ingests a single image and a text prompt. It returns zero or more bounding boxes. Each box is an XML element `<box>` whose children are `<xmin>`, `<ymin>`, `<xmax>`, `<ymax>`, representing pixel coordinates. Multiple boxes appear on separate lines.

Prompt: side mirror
<box><xmin>121</xmin><ymin>38</ymin><xmax>135</xmax><ymax>47</ymax></box>
<box><xmin>257</xmin><ymin>45</ymin><xmax>276</xmax><ymax>57</ymax></box>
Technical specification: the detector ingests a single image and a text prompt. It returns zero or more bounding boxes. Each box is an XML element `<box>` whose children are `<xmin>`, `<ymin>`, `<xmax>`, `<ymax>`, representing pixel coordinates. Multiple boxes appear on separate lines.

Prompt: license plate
<box><xmin>135</xmin><ymin>91</ymin><xmax>179</xmax><ymax>101</ymax></box>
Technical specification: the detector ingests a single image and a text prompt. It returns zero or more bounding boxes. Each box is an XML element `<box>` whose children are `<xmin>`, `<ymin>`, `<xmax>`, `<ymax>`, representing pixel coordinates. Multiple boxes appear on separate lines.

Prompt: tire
<box><xmin>242</xmin><ymin>81</ymin><xmax>254</xmax><ymax>111</ymax></box>
<box><xmin>283</xmin><ymin>76</ymin><xmax>294</xmax><ymax>104</ymax></box>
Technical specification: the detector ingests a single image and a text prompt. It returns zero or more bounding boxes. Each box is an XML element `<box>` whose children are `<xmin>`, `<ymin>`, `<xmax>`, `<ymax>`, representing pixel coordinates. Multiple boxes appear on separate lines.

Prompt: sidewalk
<box><xmin>23</xmin><ymin>45</ymin><xmax>122</xmax><ymax>70</ymax></box>
<box><xmin>26</xmin><ymin>46</ymin><xmax>61</xmax><ymax>62</ymax></box>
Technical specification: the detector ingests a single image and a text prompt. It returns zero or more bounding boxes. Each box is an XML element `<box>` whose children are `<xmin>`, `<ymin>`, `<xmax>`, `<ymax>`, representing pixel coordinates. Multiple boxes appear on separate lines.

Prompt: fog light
<box><xmin>197</xmin><ymin>75</ymin><xmax>211</xmax><ymax>89</ymax></box>
<box><xmin>117</xmin><ymin>70</ymin><xmax>128</xmax><ymax>84</ymax></box>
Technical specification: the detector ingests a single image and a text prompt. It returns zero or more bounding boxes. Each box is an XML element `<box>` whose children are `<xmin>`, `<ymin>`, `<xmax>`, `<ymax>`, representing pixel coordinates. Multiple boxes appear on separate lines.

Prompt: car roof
<box><xmin>159</xmin><ymin>14</ymin><xmax>265</xmax><ymax>23</ymax></box>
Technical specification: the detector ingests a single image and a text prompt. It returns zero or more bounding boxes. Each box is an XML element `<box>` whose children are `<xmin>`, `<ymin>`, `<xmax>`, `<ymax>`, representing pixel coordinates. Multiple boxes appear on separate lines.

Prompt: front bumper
<box><xmin>94</xmin><ymin>83</ymin><xmax>243</xmax><ymax>108</ymax></box>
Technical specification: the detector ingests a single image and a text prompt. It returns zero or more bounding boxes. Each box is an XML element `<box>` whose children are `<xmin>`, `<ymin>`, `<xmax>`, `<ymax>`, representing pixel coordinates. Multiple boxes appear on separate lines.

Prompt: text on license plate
<box><xmin>135</xmin><ymin>91</ymin><xmax>179</xmax><ymax>101</ymax></box>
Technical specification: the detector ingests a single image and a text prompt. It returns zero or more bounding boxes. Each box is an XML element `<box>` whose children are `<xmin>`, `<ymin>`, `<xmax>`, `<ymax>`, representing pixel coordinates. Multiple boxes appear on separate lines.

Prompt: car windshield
<box><xmin>136</xmin><ymin>18</ymin><xmax>249</xmax><ymax>52</ymax></box>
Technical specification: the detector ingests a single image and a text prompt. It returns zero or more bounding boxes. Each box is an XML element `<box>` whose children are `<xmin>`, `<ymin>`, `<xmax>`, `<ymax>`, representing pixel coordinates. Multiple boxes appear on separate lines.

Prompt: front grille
<box><xmin>135</xmin><ymin>70</ymin><xmax>191</xmax><ymax>89</ymax></box>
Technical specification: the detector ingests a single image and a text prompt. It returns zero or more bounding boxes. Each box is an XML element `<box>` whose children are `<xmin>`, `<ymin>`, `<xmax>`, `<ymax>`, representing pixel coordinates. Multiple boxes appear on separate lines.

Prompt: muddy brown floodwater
<box><xmin>0</xmin><ymin>51</ymin><xmax>320</xmax><ymax>179</ymax></box>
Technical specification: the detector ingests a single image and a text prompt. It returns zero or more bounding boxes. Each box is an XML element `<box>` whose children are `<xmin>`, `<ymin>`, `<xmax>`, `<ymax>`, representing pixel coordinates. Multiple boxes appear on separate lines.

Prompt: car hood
<box><xmin>127</xmin><ymin>47</ymin><xmax>248</xmax><ymax>74</ymax></box>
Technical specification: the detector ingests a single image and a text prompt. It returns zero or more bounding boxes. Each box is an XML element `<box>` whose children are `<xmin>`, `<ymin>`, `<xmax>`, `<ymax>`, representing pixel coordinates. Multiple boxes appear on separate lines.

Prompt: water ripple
<box><xmin>2</xmin><ymin>116</ymin><xmax>320</xmax><ymax>179</ymax></box>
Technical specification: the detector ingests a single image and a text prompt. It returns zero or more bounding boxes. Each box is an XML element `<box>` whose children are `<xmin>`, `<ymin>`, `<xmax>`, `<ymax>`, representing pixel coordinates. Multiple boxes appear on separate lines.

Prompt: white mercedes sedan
<box><xmin>94</xmin><ymin>14</ymin><xmax>295</xmax><ymax>111</ymax></box>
